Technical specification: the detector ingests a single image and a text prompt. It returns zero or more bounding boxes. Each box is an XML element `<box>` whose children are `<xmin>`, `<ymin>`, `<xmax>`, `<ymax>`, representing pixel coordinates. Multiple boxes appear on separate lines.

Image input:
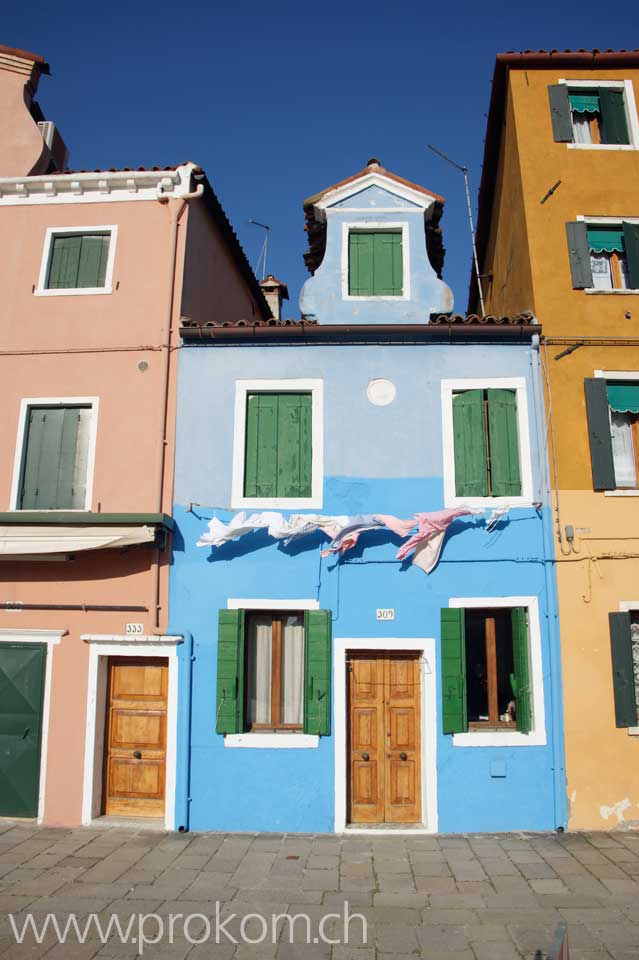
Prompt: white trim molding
<box><xmin>0</xmin><ymin>629</ymin><xmax>65</xmax><ymax>823</ymax></box>
<box><xmin>34</xmin><ymin>225</ymin><xmax>118</xmax><ymax>297</ymax></box>
<box><xmin>231</xmin><ymin>379</ymin><xmax>324</xmax><ymax>510</ymax></box>
<box><xmin>448</xmin><ymin>596</ymin><xmax>547</xmax><ymax>748</ymax></box>
<box><xmin>559</xmin><ymin>78</ymin><xmax>639</xmax><ymax>150</ymax></box>
<box><xmin>441</xmin><ymin>377</ymin><xmax>534</xmax><ymax>509</ymax></box>
<box><xmin>333</xmin><ymin>637</ymin><xmax>438</xmax><ymax>834</ymax></box>
<box><xmin>227</xmin><ymin>598</ymin><xmax>319</xmax><ymax>611</ymax></box>
<box><xmin>0</xmin><ymin>162</ymin><xmax>199</xmax><ymax>206</ymax></box>
<box><xmin>10</xmin><ymin>396</ymin><xmax>99</xmax><ymax>511</ymax></box>
<box><xmin>313</xmin><ymin>171</ymin><xmax>436</xmax><ymax>217</ymax></box>
<box><xmin>80</xmin><ymin>636</ymin><xmax>182</xmax><ymax>831</ymax></box>
<box><xmin>225</xmin><ymin>733</ymin><xmax>319</xmax><ymax>749</ymax></box>
<box><xmin>341</xmin><ymin>221</ymin><xmax>411</xmax><ymax>302</ymax></box>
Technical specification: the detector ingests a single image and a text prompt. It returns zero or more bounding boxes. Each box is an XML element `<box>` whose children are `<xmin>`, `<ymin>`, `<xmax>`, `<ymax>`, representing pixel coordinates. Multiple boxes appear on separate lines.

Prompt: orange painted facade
<box><xmin>474</xmin><ymin>52</ymin><xmax>639</xmax><ymax>829</ymax></box>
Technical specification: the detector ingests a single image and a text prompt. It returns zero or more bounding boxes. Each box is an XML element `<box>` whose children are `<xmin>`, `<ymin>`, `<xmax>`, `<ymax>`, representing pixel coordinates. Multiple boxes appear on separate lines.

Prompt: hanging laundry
<box><xmin>485</xmin><ymin>506</ymin><xmax>510</xmax><ymax>532</ymax></box>
<box><xmin>197</xmin><ymin>511</ymin><xmax>278</xmax><ymax>548</ymax></box>
<box><xmin>396</xmin><ymin>508</ymin><xmax>472</xmax><ymax>573</ymax></box>
<box><xmin>374</xmin><ymin>514</ymin><xmax>417</xmax><ymax>538</ymax></box>
<box><xmin>320</xmin><ymin>516</ymin><xmax>385</xmax><ymax>558</ymax></box>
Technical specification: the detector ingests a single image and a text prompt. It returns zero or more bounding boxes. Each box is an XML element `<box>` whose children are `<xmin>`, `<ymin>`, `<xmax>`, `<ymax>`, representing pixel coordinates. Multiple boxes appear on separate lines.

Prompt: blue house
<box><xmin>170</xmin><ymin>159</ymin><xmax>566</xmax><ymax>834</ymax></box>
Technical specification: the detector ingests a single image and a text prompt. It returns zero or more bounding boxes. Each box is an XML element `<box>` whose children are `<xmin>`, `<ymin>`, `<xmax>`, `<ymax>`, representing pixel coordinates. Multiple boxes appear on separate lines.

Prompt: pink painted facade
<box><xmin>0</xmin><ymin>45</ymin><xmax>269</xmax><ymax>827</ymax></box>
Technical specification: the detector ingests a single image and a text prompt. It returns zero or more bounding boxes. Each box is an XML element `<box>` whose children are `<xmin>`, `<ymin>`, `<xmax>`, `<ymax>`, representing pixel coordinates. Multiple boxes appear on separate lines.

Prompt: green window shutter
<box><xmin>622</xmin><ymin>222</ymin><xmax>639</xmax><ymax>290</ymax></box>
<box><xmin>486</xmin><ymin>389</ymin><xmax>521</xmax><ymax>497</ymax></box>
<box><xmin>548</xmin><ymin>84</ymin><xmax>573</xmax><ymax>142</ymax></box>
<box><xmin>276</xmin><ymin>394</ymin><xmax>312</xmax><ymax>498</ymax></box>
<box><xmin>303</xmin><ymin>609</ymin><xmax>331</xmax><ymax>735</ymax></box>
<box><xmin>441</xmin><ymin>608</ymin><xmax>467</xmax><ymax>734</ymax></box>
<box><xmin>216</xmin><ymin>609</ymin><xmax>245</xmax><ymax>734</ymax></box>
<box><xmin>244</xmin><ymin>393</ymin><xmax>278</xmax><ymax>498</ymax></box>
<box><xmin>47</xmin><ymin>235</ymin><xmax>82</xmax><ymax>289</ymax></box>
<box><xmin>566</xmin><ymin>222</ymin><xmax>593</xmax><ymax>289</ymax></box>
<box><xmin>584</xmin><ymin>378</ymin><xmax>616</xmax><ymax>491</ymax></box>
<box><xmin>510</xmin><ymin>607</ymin><xmax>532</xmax><ymax>734</ymax></box>
<box><xmin>77</xmin><ymin>235</ymin><xmax>109</xmax><ymax>288</ymax></box>
<box><xmin>373</xmin><ymin>232</ymin><xmax>403</xmax><ymax>296</ymax></box>
<box><xmin>609</xmin><ymin>612</ymin><xmax>637</xmax><ymax>728</ymax></box>
<box><xmin>20</xmin><ymin>407</ymin><xmax>82</xmax><ymax>510</ymax></box>
<box><xmin>452</xmin><ymin>390</ymin><xmax>489</xmax><ymax>497</ymax></box>
<box><xmin>599</xmin><ymin>88</ymin><xmax>630</xmax><ymax>145</ymax></box>
<box><xmin>349</xmin><ymin>232</ymin><xmax>374</xmax><ymax>296</ymax></box>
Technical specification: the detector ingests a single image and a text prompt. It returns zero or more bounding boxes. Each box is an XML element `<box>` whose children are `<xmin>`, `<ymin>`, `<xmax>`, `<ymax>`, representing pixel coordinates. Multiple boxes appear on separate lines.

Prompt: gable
<box><xmin>329</xmin><ymin>185</ymin><xmax>422</xmax><ymax>211</ymax></box>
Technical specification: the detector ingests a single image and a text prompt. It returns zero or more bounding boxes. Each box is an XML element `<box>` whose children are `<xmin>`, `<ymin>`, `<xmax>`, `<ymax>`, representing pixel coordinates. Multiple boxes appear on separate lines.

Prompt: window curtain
<box><xmin>610</xmin><ymin>412</ymin><xmax>637</xmax><ymax>488</ymax></box>
<box><xmin>571</xmin><ymin>113</ymin><xmax>593</xmax><ymax>143</ymax></box>
<box><xmin>246</xmin><ymin>615</ymin><xmax>272</xmax><ymax>724</ymax></box>
<box><xmin>590</xmin><ymin>252</ymin><xmax>613</xmax><ymax>289</ymax></box>
<box><xmin>281</xmin><ymin>615</ymin><xmax>304</xmax><ymax>724</ymax></box>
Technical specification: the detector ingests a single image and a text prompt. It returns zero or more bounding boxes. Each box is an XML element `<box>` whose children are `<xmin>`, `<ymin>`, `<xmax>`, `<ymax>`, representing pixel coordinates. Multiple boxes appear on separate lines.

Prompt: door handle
<box><xmin>133</xmin><ymin>750</ymin><xmax>142</xmax><ymax>759</ymax></box>
<box><xmin>362</xmin><ymin>752</ymin><xmax>370</xmax><ymax>761</ymax></box>
<box><xmin>400</xmin><ymin>752</ymin><xmax>407</xmax><ymax>761</ymax></box>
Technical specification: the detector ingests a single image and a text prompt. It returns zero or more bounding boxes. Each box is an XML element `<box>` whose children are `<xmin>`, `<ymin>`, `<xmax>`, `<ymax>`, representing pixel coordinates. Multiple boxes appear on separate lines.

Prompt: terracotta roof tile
<box><xmin>304</xmin><ymin>157</ymin><xmax>445</xmax><ymax>207</ymax></box>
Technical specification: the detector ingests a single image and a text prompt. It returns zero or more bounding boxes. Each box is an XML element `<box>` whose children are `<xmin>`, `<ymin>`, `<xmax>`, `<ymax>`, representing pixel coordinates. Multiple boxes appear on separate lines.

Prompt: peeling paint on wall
<box><xmin>600</xmin><ymin>798</ymin><xmax>632</xmax><ymax>823</ymax></box>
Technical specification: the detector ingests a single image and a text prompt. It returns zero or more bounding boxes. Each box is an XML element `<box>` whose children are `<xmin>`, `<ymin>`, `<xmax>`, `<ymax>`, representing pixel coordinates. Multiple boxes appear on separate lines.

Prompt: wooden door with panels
<box><xmin>103</xmin><ymin>658</ymin><xmax>168</xmax><ymax>818</ymax></box>
<box><xmin>348</xmin><ymin>652</ymin><xmax>421</xmax><ymax>824</ymax></box>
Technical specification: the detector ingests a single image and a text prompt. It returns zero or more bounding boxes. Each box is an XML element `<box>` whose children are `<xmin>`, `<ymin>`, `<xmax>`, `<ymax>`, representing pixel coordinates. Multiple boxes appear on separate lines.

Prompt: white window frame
<box><xmin>34</xmin><ymin>225</ymin><xmax>117</xmax><ymax>296</ymax></box>
<box><xmin>341</xmin><ymin>221</ymin><xmax>411</xmax><ymax>302</ymax></box>
<box><xmin>231</xmin><ymin>379</ymin><xmax>323</xmax><ymax>510</ymax></box>
<box><xmin>10</xmin><ymin>397</ymin><xmax>99</xmax><ymax>511</ymax></box>
<box><xmin>594</xmin><ymin>370</ymin><xmax>639</xmax><ymax>496</ymax></box>
<box><xmin>441</xmin><ymin>377</ymin><xmax>534</xmax><ymax>509</ymax></box>
<box><xmin>448</xmin><ymin>596</ymin><xmax>547</xmax><ymax>748</ymax></box>
<box><xmin>617</xmin><ymin>601</ymin><xmax>639</xmax><ymax>735</ymax></box>
<box><xmin>224</xmin><ymin>597</ymin><xmax>320</xmax><ymax>749</ymax></box>
<box><xmin>559</xmin><ymin>79</ymin><xmax>639</xmax><ymax>151</ymax></box>
<box><xmin>577</xmin><ymin>217</ymin><xmax>639</xmax><ymax>295</ymax></box>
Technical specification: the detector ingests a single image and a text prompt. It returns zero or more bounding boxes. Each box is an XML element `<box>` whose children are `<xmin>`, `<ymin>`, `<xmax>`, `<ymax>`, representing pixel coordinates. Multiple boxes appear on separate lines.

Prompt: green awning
<box><xmin>569</xmin><ymin>93</ymin><xmax>600</xmax><ymax>114</ymax></box>
<box><xmin>587</xmin><ymin>228</ymin><xmax>625</xmax><ymax>254</ymax></box>
<box><xmin>607</xmin><ymin>383</ymin><xmax>639</xmax><ymax>414</ymax></box>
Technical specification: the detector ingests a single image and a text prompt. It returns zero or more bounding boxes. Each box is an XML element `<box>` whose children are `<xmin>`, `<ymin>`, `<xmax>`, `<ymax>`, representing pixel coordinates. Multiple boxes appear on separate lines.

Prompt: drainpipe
<box><xmin>174</xmin><ymin>630</ymin><xmax>194</xmax><ymax>832</ymax></box>
<box><xmin>530</xmin><ymin>334</ymin><xmax>568</xmax><ymax>830</ymax></box>
<box><xmin>151</xmin><ymin>175</ymin><xmax>204</xmax><ymax>630</ymax></box>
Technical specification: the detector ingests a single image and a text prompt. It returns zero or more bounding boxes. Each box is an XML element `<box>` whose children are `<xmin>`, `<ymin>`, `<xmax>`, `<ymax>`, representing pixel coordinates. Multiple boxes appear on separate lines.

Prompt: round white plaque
<box><xmin>367</xmin><ymin>378</ymin><xmax>396</xmax><ymax>406</ymax></box>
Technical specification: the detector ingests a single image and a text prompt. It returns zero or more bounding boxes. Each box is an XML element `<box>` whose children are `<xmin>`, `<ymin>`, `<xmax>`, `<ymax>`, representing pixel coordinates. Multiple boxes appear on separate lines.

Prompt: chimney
<box><xmin>0</xmin><ymin>45</ymin><xmax>60</xmax><ymax>176</ymax></box>
<box><xmin>260</xmin><ymin>275</ymin><xmax>289</xmax><ymax>321</ymax></box>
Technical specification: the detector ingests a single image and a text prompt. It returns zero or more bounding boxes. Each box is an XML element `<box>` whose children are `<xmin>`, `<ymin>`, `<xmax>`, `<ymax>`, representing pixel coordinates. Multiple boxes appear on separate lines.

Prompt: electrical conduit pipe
<box><xmin>174</xmin><ymin>630</ymin><xmax>194</xmax><ymax>832</ymax></box>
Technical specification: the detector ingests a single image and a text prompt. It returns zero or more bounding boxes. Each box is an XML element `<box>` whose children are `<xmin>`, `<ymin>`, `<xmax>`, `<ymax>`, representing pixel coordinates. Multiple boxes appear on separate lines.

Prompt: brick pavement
<box><xmin>0</xmin><ymin>821</ymin><xmax>637</xmax><ymax>959</ymax></box>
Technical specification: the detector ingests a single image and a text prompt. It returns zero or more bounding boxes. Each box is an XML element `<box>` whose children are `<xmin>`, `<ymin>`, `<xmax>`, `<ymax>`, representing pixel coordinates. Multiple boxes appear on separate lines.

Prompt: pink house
<box><xmin>0</xmin><ymin>45</ymin><xmax>269</xmax><ymax>828</ymax></box>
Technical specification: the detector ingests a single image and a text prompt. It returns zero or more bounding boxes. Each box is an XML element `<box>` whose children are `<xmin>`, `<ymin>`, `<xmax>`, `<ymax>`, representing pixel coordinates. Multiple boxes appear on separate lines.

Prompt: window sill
<box><xmin>567</xmin><ymin>143</ymin><xmax>636</xmax><ymax>151</ymax></box>
<box><xmin>452</xmin><ymin>730</ymin><xmax>546</xmax><ymax>747</ymax></box>
<box><xmin>231</xmin><ymin>497</ymin><xmax>323</xmax><ymax>510</ymax></box>
<box><xmin>343</xmin><ymin>294</ymin><xmax>408</xmax><ymax>302</ymax></box>
<box><xmin>445</xmin><ymin>496</ymin><xmax>534</xmax><ymax>510</ymax></box>
<box><xmin>33</xmin><ymin>287</ymin><xmax>113</xmax><ymax>297</ymax></box>
<box><xmin>628</xmin><ymin>727</ymin><xmax>639</xmax><ymax>736</ymax></box>
<box><xmin>224</xmin><ymin>733</ymin><xmax>319</xmax><ymax>749</ymax></box>
<box><xmin>604</xmin><ymin>489</ymin><xmax>639</xmax><ymax>497</ymax></box>
<box><xmin>584</xmin><ymin>288</ymin><xmax>639</xmax><ymax>295</ymax></box>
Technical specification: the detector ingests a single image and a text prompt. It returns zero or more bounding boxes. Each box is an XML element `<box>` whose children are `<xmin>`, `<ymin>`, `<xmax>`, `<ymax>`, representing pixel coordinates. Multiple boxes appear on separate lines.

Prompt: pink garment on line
<box><xmin>395</xmin><ymin>508</ymin><xmax>471</xmax><ymax>564</ymax></box>
<box><xmin>374</xmin><ymin>514</ymin><xmax>417</xmax><ymax>538</ymax></box>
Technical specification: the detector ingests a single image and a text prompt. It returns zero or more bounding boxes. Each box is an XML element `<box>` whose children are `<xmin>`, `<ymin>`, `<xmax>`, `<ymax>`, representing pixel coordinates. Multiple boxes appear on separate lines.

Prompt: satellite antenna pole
<box><xmin>427</xmin><ymin>144</ymin><xmax>485</xmax><ymax>317</ymax></box>
<box><xmin>248</xmin><ymin>219</ymin><xmax>270</xmax><ymax>280</ymax></box>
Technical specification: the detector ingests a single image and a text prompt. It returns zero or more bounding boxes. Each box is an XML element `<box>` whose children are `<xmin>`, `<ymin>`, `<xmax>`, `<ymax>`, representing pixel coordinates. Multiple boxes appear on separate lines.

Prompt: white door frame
<box><xmin>0</xmin><ymin>629</ymin><xmax>64</xmax><ymax>823</ymax></box>
<box><xmin>333</xmin><ymin>637</ymin><xmax>438</xmax><ymax>834</ymax></box>
<box><xmin>80</xmin><ymin>635</ymin><xmax>182</xmax><ymax>830</ymax></box>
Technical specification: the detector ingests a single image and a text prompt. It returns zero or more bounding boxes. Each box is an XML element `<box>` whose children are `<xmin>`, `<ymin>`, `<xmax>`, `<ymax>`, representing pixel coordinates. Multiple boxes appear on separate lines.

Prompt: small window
<box><xmin>18</xmin><ymin>405</ymin><xmax>92</xmax><ymax>509</ymax></box>
<box><xmin>46</xmin><ymin>232</ymin><xmax>110</xmax><ymax>290</ymax></box>
<box><xmin>607</xmin><ymin>381</ymin><xmax>639</xmax><ymax>489</ymax></box>
<box><xmin>452</xmin><ymin>388</ymin><xmax>521</xmax><ymax>498</ymax></box>
<box><xmin>588</xmin><ymin>227</ymin><xmax>630</xmax><ymax>291</ymax></box>
<box><xmin>244</xmin><ymin>392</ymin><xmax>312</xmax><ymax>499</ymax></box>
<box><xmin>609</xmin><ymin>611</ymin><xmax>639</xmax><ymax>728</ymax></box>
<box><xmin>566</xmin><ymin>221</ymin><xmax>639</xmax><ymax>291</ymax></box>
<box><xmin>549</xmin><ymin>84</ymin><xmax>631</xmax><ymax>145</ymax></box>
<box><xmin>348</xmin><ymin>230</ymin><xmax>403</xmax><ymax>296</ymax></box>
<box><xmin>245</xmin><ymin>612</ymin><xmax>305</xmax><ymax>731</ymax></box>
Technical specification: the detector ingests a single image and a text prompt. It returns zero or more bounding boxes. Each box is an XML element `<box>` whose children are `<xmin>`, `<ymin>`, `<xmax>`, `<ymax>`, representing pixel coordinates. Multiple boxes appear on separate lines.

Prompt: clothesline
<box><xmin>196</xmin><ymin>506</ymin><xmax>510</xmax><ymax>576</ymax></box>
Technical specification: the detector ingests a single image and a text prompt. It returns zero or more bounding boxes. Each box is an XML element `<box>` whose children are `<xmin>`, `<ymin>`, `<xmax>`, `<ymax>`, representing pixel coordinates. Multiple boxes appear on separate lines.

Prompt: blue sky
<box><xmin>5</xmin><ymin>0</ymin><xmax>637</xmax><ymax>315</ymax></box>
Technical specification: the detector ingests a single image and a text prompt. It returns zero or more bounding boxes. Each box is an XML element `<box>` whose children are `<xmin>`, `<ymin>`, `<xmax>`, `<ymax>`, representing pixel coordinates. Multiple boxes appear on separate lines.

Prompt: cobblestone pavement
<box><xmin>0</xmin><ymin>822</ymin><xmax>637</xmax><ymax>959</ymax></box>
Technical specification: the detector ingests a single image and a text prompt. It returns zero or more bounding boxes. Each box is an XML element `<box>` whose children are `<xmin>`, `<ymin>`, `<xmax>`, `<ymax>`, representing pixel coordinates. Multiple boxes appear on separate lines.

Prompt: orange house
<box><xmin>0</xmin><ymin>45</ymin><xmax>269</xmax><ymax>828</ymax></box>
<box><xmin>472</xmin><ymin>50</ymin><xmax>639</xmax><ymax>829</ymax></box>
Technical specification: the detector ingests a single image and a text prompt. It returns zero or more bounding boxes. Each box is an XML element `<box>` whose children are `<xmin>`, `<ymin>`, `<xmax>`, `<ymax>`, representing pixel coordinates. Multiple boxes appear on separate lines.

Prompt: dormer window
<box><xmin>343</xmin><ymin>224</ymin><xmax>409</xmax><ymax>300</ymax></box>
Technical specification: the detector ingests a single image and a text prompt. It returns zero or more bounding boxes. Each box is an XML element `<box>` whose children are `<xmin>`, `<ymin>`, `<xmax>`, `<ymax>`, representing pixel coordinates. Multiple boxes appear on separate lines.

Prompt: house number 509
<box><xmin>376</xmin><ymin>609</ymin><xmax>395</xmax><ymax>621</ymax></box>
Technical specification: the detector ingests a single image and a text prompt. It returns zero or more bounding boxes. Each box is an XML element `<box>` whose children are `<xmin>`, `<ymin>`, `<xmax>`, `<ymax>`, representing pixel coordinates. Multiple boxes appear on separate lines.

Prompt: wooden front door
<box><xmin>348</xmin><ymin>653</ymin><xmax>421</xmax><ymax>824</ymax></box>
<box><xmin>103</xmin><ymin>658</ymin><xmax>168</xmax><ymax>818</ymax></box>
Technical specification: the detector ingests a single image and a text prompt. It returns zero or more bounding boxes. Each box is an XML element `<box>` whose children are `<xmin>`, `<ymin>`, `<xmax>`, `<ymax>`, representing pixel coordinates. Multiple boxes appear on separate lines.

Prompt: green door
<box><xmin>0</xmin><ymin>644</ymin><xmax>46</xmax><ymax>818</ymax></box>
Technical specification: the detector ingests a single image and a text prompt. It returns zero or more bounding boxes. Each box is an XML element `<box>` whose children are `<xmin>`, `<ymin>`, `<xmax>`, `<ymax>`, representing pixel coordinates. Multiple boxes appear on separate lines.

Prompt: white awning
<box><xmin>0</xmin><ymin>525</ymin><xmax>156</xmax><ymax>555</ymax></box>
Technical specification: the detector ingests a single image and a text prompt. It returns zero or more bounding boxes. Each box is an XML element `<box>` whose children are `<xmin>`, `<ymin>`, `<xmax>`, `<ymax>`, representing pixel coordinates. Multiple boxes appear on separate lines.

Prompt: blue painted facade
<box><xmin>169</xmin><ymin>165</ymin><xmax>566</xmax><ymax>834</ymax></box>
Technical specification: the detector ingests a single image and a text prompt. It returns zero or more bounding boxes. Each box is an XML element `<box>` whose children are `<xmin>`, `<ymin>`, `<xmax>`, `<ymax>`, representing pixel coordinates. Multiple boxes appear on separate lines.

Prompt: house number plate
<box><xmin>376</xmin><ymin>609</ymin><xmax>395</xmax><ymax>621</ymax></box>
<box><xmin>125</xmin><ymin>623</ymin><xmax>144</xmax><ymax>635</ymax></box>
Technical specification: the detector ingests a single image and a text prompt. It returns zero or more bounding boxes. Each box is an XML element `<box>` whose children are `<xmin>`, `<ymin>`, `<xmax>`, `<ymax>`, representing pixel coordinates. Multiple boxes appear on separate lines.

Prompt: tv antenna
<box><xmin>248</xmin><ymin>219</ymin><xmax>270</xmax><ymax>280</ymax></box>
<box><xmin>427</xmin><ymin>144</ymin><xmax>485</xmax><ymax>316</ymax></box>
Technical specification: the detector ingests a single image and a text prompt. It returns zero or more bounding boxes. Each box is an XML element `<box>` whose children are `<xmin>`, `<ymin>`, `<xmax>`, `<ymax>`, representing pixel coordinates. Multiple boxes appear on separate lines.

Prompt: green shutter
<box><xmin>47</xmin><ymin>235</ymin><xmax>82</xmax><ymax>289</ymax></box>
<box><xmin>510</xmin><ymin>607</ymin><xmax>532</xmax><ymax>734</ymax></box>
<box><xmin>303</xmin><ymin>609</ymin><xmax>331</xmax><ymax>735</ymax></box>
<box><xmin>609</xmin><ymin>612</ymin><xmax>637</xmax><ymax>728</ymax></box>
<box><xmin>20</xmin><ymin>407</ymin><xmax>82</xmax><ymax>510</ymax></box>
<box><xmin>441</xmin><ymin>608</ymin><xmax>467</xmax><ymax>734</ymax></box>
<box><xmin>566</xmin><ymin>222</ymin><xmax>593</xmax><ymax>289</ymax></box>
<box><xmin>0</xmin><ymin>644</ymin><xmax>46</xmax><ymax>818</ymax></box>
<box><xmin>622</xmin><ymin>222</ymin><xmax>639</xmax><ymax>290</ymax></box>
<box><xmin>349</xmin><ymin>232</ymin><xmax>374</xmax><ymax>296</ymax></box>
<box><xmin>216</xmin><ymin>609</ymin><xmax>245</xmax><ymax>734</ymax></box>
<box><xmin>452</xmin><ymin>390</ymin><xmax>489</xmax><ymax>497</ymax></box>
<box><xmin>584</xmin><ymin>378</ymin><xmax>616</xmax><ymax>491</ymax></box>
<box><xmin>349</xmin><ymin>232</ymin><xmax>402</xmax><ymax>296</ymax></box>
<box><xmin>77</xmin><ymin>235</ymin><xmax>109</xmax><ymax>288</ymax></box>
<box><xmin>244</xmin><ymin>393</ymin><xmax>311</xmax><ymax>499</ymax></box>
<box><xmin>487</xmin><ymin>389</ymin><xmax>521</xmax><ymax>497</ymax></box>
<box><xmin>599</xmin><ymin>88</ymin><xmax>630</xmax><ymax>145</ymax></box>
<box><xmin>548</xmin><ymin>84</ymin><xmax>573</xmax><ymax>142</ymax></box>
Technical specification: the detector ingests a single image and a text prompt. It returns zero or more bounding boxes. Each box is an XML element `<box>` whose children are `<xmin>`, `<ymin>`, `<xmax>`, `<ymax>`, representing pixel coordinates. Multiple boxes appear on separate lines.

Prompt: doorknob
<box><xmin>133</xmin><ymin>750</ymin><xmax>142</xmax><ymax>759</ymax></box>
<box><xmin>362</xmin><ymin>752</ymin><xmax>370</xmax><ymax>761</ymax></box>
<box><xmin>400</xmin><ymin>752</ymin><xmax>407</xmax><ymax>761</ymax></box>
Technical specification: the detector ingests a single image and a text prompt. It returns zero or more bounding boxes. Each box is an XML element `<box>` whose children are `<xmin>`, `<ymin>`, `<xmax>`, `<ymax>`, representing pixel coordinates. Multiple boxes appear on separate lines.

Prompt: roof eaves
<box><xmin>0</xmin><ymin>44</ymin><xmax>50</xmax><ymax>74</ymax></box>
